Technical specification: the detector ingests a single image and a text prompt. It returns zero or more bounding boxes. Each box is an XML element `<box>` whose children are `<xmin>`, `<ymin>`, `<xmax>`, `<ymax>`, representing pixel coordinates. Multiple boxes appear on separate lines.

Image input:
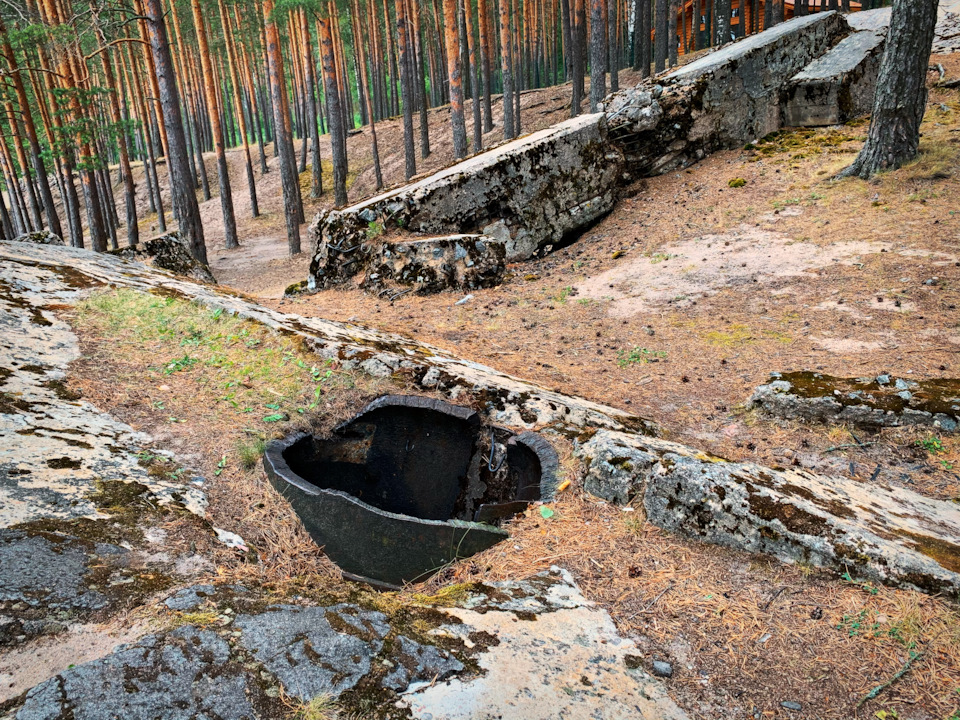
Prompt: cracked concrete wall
<box><xmin>782</xmin><ymin>9</ymin><xmax>891</xmax><ymax>127</ymax></box>
<box><xmin>308</xmin><ymin>114</ymin><xmax>625</xmax><ymax>292</ymax></box>
<box><xmin>609</xmin><ymin>12</ymin><xmax>850</xmax><ymax>175</ymax></box>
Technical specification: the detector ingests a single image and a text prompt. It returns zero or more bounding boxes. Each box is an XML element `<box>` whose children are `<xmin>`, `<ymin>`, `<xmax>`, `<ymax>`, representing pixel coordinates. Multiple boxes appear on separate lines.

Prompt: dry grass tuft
<box><xmin>899</xmin><ymin>139</ymin><xmax>960</xmax><ymax>182</ymax></box>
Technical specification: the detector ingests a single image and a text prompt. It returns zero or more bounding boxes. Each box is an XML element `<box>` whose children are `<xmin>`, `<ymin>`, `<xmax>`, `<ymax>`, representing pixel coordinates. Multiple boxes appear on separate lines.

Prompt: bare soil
<box><xmin>78</xmin><ymin>59</ymin><xmax>960</xmax><ymax>720</ymax></box>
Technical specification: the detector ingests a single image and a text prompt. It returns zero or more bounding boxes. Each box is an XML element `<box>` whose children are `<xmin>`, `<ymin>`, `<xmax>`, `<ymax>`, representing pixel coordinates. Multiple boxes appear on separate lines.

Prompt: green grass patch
<box><xmin>76</xmin><ymin>288</ymin><xmax>373</xmax><ymax>429</ymax></box>
<box><xmin>616</xmin><ymin>347</ymin><xmax>667</xmax><ymax>367</ymax></box>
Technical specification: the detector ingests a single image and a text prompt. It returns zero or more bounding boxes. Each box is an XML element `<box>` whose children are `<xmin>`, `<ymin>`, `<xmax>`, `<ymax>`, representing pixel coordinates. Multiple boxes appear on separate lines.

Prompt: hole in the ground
<box><xmin>264</xmin><ymin>395</ymin><xmax>558</xmax><ymax>589</ymax></box>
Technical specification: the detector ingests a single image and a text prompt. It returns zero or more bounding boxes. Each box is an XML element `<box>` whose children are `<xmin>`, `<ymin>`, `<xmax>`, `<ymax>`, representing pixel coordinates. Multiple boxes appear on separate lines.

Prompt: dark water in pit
<box><xmin>282</xmin><ymin>397</ymin><xmax>545</xmax><ymax>522</ymax></box>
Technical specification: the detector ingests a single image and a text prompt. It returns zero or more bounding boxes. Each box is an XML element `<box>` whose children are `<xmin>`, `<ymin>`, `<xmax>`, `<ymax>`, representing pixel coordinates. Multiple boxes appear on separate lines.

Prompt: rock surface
<box><xmin>234</xmin><ymin>604</ymin><xmax>393</xmax><ymax>699</ymax></box>
<box><xmin>750</xmin><ymin>371</ymin><xmax>960</xmax><ymax>431</ymax></box>
<box><xmin>400</xmin><ymin>568</ymin><xmax>688</xmax><ymax>720</ymax></box>
<box><xmin>8</xmin><ymin>569</ymin><xmax>683</xmax><ymax>720</ymax></box>
<box><xmin>0</xmin><ymin>254</ymin><xmax>206</xmax><ymax>528</ymax></box>
<box><xmin>109</xmin><ymin>232</ymin><xmax>216</xmax><ymax>283</ymax></box>
<box><xmin>15</xmin><ymin>626</ymin><xmax>270</xmax><ymax>720</ymax></box>
<box><xmin>1</xmin><ymin>240</ymin><xmax>649</xmax><ymax>432</ymax></box>
<box><xmin>577</xmin><ymin>430</ymin><xmax>960</xmax><ymax>597</ymax></box>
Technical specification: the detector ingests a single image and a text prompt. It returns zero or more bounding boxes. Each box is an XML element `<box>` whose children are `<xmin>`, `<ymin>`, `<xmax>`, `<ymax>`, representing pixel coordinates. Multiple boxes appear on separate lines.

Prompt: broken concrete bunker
<box><xmin>263</xmin><ymin>395</ymin><xmax>559</xmax><ymax>588</ymax></box>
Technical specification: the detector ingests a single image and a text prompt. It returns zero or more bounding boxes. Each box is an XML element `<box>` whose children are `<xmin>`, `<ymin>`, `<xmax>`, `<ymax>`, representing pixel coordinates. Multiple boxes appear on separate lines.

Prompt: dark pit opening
<box><xmin>264</xmin><ymin>395</ymin><xmax>558</xmax><ymax>588</ymax></box>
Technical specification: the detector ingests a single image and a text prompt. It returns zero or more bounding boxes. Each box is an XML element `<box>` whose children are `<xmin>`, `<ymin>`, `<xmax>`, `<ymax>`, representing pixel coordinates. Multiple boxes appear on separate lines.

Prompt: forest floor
<box><xmin>87</xmin><ymin>57</ymin><xmax>960</xmax><ymax>720</ymax></box>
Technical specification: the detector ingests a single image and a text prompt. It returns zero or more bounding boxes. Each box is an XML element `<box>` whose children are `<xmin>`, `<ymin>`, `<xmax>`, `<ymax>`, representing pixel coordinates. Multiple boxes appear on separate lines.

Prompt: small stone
<box><xmin>781</xmin><ymin>701</ymin><xmax>802</xmax><ymax>711</ymax></box>
<box><xmin>924</xmin><ymin>277</ymin><xmax>939</xmax><ymax>286</ymax></box>
<box><xmin>455</xmin><ymin>294</ymin><xmax>474</xmax><ymax>305</ymax></box>
<box><xmin>652</xmin><ymin>660</ymin><xmax>673</xmax><ymax>678</ymax></box>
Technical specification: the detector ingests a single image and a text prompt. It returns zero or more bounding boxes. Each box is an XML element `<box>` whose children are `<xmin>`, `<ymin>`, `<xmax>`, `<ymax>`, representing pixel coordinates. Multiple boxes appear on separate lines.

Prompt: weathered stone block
<box><xmin>645</xmin><ymin>453</ymin><xmax>960</xmax><ymax>597</ymax></box>
<box><xmin>577</xmin><ymin>429</ymin><xmax>960</xmax><ymax>597</ymax></box>
<box><xmin>13</xmin><ymin>231</ymin><xmax>63</xmax><ymax>246</ymax></box>
<box><xmin>782</xmin><ymin>9</ymin><xmax>890</xmax><ymax>127</ymax></box>
<box><xmin>665</xmin><ymin>12</ymin><xmax>849</xmax><ymax>146</ymax></box>
<box><xmin>750</xmin><ymin>371</ymin><xmax>960</xmax><ymax>431</ymax></box>
<box><xmin>308</xmin><ymin>113</ymin><xmax>623</xmax><ymax>284</ymax></box>
<box><xmin>109</xmin><ymin>232</ymin><xmax>216</xmax><ymax>283</ymax></box>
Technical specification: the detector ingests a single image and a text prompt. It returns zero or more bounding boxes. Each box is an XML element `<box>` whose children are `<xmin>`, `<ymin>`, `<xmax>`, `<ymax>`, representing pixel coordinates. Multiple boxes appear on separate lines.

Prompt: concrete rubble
<box><xmin>933</xmin><ymin>10</ymin><xmax>960</xmax><ymax>54</ymax></box>
<box><xmin>12</xmin><ymin>232</ymin><xmax>63</xmax><ymax>246</ymax></box>
<box><xmin>361</xmin><ymin>234</ymin><xmax>504</xmax><ymax>296</ymax></box>
<box><xmin>781</xmin><ymin>9</ymin><xmax>891</xmax><ymax>127</ymax></box>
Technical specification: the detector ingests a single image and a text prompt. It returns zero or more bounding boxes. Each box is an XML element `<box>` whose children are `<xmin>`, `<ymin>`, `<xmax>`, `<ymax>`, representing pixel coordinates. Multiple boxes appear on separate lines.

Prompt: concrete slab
<box><xmin>782</xmin><ymin>9</ymin><xmax>891</xmax><ymax>126</ymax></box>
<box><xmin>308</xmin><ymin>113</ymin><xmax>623</xmax><ymax>278</ymax></box>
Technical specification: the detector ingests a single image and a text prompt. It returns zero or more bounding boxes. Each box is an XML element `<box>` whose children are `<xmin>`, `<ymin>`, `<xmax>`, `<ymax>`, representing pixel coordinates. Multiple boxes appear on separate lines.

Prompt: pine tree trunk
<box><xmin>571</xmin><ymin>0</ymin><xmax>583</xmax><ymax>112</ymax></box>
<box><xmin>668</xmin><ymin>0</ymin><xmax>678</xmax><ymax>65</ymax></box>
<box><xmin>192</xmin><ymin>0</ymin><xmax>239</xmax><ymax>249</ymax></box>
<box><xmin>840</xmin><ymin>0</ymin><xmax>939</xmax><ymax>179</ymax></box>
<box><xmin>123</xmin><ymin>44</ymin><xmax>168</xmax><ymax>228</ymax></box>
<box><xmin>396</xmin><ymin>0</ymin><xmax>418</xmax><ymax>176</ymax></box>
<box><xmin>383</xmin><ymin>0</ymin><xmax>402</xmax><ymax>116</ymax></box>
<box><xmin>358</xmin><ymin>0</ymin><xmax>385</xmax><ymax>189</ymax></box>
<box><xmin>99</xmin><ymin>45</ymin><xmax>139</xmax><ymax>247</ymax></box>
<box><xmin>296</xmin><ymin>8</ymin><xmax>322</xmax><ymax>200</ymax></box>
<box><xmin>222</xmin><ymin>0</ymin><xmax>261</xmax><ymax>215</ymax></box>
<box><xmin>589</xmin><ymin>0</ymin><xmax>606</xmax><ymax>110</ymax></box>
<box><xmin>654</xmin><ymin>0</ymin><xmax>668</xmax><ymax>71</ymax></box>
<box><xmin>513</xmin><ymin>0</ymin><xmax>521</xmax><ymax>132</ymax></box>
<box><xmin>264</xmin><ymin>0</ymin><xmax>303</xmax><ymax>253</ymax></box>
<box><xmin>608</xmin><ymin>0</ymin><xmax>619</xmax><ymax>90</ymax></box>
<box><xmin>319</xmin><ymin>12</ymin><xmax>349</xmax><ymax>206</ymax></box>
<box><xmin>237</xmin><ymin>30</ymin><xmax>269</xmax><ymax>174</ymax></box>
<box><xmin>35</xmin><ymin>38</ymin><xmax>84</xmax><ymax>246</ymax></box>
<box><xmin>0</xmin><ymin>150</ymin><xmax>27</xmax><ymax>236</ymax></box>
<box><xmin>464</xmin><ymin>0</ymin><xmax>483</xmax><ymax>151</ymax></box>
<box><xmin>443</xmin><ymin>0</ymin><xmax>469</xmax><ymax>158</ymax></box>
<box><xmin>477</xmin><ymin>0</ymin><xmax>495</xmax><ymax>130</ymax></box>
<box><xmin>560</xmin><ymin>0</ymin><xmax>573</xmax><ymax>83</ymax></box>
<box><xmin>0</xmin><ymin>17</ymin><xmax>61</xmax><ymax>238</ymax></box>
<box><xmin>498</xmin><ymin>0</ymin><xmax>515</xmax><ymax>138</ymax></box>
<box><xmin>0</xmin><ymin>181</ymin><xmax>12</xmax><ymax>239</ymax></box>
<box><xmin>411</xmin><ymin>0</ymin><xmax>432</xmax><ymax>158</ymax></box>
<box><xmin>4</xmin><ymin>101</ymin><xmax>43</xmax><ymax>232</ymax></box>
<box><xmin>142</xmin><ymin>0</ymin><xmax>206</xmax><ymax>260</ymax></box>
<box><xmin>713</xmin><ymin>0</ymin><xmax>725</xmax><ymax>45</ymax></box>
